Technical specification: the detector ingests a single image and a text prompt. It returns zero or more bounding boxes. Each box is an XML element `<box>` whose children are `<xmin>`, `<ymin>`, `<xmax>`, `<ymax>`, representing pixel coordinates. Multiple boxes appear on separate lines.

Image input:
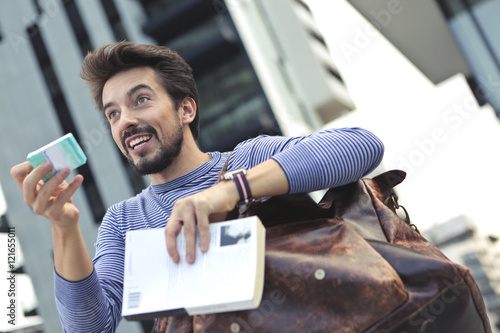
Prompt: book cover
<box><xmin>122</xmin><ymin>216</ymin><xmax>266</xmax><ymax>321</ymax></box>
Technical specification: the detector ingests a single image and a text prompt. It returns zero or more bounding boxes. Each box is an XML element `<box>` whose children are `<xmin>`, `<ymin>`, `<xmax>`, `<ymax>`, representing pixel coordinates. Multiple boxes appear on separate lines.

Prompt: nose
<box><xmin>118</xmin><ymin>107</ymin><xmax>139</xmax><ymax>133</ymax></box>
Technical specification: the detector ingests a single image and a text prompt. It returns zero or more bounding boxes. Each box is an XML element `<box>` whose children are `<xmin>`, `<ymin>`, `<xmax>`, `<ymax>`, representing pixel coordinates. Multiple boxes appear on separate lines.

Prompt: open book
<box><xmin>122</xmin><ymin>216</ymin><xmax>266</xmax><ymax>321</ymax></box>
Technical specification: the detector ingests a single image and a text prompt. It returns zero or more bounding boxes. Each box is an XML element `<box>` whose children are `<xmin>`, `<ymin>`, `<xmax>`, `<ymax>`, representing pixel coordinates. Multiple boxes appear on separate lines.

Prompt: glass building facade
<box><xmin>436</xmin><ymin>0</ymin><xmax>500</xmax><ymax>115</ymax></box>
<box><xmin>140</xmin><ymin>0</ymin><xmax>280</xmax><ymax>152</ymax></box>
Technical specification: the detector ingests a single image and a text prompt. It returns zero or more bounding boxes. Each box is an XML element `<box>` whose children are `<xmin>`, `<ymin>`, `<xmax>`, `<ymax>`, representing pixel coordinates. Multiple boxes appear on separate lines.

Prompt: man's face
<box><xmin>102</xmin><ymin>66</ymin><xmax>184</xmax><ymax>176</ymax></box>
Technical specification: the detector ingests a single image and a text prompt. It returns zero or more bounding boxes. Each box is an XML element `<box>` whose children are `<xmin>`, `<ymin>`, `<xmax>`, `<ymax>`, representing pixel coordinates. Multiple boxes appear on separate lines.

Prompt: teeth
<box><xmin>130</xmin><ymin>135</ymin><xmax>152</xmax><ymax>150</ymax></box>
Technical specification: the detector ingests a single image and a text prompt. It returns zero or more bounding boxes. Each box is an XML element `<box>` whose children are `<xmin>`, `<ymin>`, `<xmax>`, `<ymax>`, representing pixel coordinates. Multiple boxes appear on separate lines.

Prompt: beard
<box><xmin>123</xmin><ymin>124</ymin><xmax>184</xmax><ymax>176</ymax></box>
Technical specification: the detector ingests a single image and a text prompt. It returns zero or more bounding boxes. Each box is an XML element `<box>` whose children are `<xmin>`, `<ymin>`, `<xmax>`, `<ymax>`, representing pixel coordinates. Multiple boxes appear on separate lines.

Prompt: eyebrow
<box><xmin>103</xmin><ymin>84</ymin><xmax>154</xmax><ymax>113</ymax></box>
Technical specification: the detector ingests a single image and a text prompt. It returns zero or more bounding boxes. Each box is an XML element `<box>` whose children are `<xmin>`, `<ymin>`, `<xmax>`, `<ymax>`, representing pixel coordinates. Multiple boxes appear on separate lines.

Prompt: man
<box><xmin>11</xmin><ymin>41</ymin><xmax>384</xmax><ymax>332</ymax></box>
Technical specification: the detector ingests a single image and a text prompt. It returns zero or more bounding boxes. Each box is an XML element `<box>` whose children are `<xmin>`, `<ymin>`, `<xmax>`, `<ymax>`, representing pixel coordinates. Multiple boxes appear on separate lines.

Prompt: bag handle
<box><xmin>245</xmin><ymin>170</ymin><xmax>409</xmax><ymax>242</ymax></box>
<box><xmin>219</xmin><ymin>156</ymin><xmax>410</xmax><ymax>238</ymax></box>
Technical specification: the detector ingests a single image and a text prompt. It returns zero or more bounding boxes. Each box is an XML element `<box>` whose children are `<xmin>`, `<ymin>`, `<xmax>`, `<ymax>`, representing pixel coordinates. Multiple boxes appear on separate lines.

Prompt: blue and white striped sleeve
<box><xmin>54</xmin><ymin>269</ymin><xmax>121</xmax><ymax>332</ymax></box>
<box><xmin>228</xmin><ymin>127</ymin><xmax>384</xmax><ymax>194</ymax></box>
<box><xmin>54</xmin><ymin>207</ymin><xmax>124</xmax><ymax>332</ymax></box>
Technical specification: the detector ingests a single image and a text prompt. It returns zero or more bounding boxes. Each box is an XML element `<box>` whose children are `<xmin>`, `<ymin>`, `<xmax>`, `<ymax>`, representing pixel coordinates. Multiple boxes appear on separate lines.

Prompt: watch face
<box><xmin>224</xmin><ymin>168</ymin><xmax>246</xmax><ymax>180</ymax></box>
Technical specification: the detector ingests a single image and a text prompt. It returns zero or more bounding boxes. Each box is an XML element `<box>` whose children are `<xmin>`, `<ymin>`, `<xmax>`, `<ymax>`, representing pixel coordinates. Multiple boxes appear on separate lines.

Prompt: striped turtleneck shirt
<box><xmin>54</xmin><ymin>127</ymin><xmax>384</xmax><ymax>332</ymax></box>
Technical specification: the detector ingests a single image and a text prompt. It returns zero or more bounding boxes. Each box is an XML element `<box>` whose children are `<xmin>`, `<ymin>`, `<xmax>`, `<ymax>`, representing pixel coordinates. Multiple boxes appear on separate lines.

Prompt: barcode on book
<box><xmin>128</xmin><ymin>292</ymin><xmax>141</xmax><ymax>309</ymax></box>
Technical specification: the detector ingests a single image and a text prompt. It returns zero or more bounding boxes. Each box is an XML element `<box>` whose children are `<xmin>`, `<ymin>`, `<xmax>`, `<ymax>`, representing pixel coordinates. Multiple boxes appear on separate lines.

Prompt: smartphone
<box><xmin>27</xmin><ymin>133</ymin><xmax>87</xmax><ymax>182</ymax></box>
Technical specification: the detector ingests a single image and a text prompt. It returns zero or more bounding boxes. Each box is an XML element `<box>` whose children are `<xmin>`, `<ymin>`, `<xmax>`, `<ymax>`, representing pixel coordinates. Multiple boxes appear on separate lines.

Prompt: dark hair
<box><xmin>80</xmin><ymin>41</ymin><xmax>200</xmax><ymax>139</ymax></box>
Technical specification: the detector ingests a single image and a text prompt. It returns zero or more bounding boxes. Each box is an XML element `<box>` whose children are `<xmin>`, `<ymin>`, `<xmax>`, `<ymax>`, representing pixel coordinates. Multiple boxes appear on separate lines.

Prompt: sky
<box><xmin>306</xmin><ymin>0</ymin><xmax>500</xmax><ymax>237</ymax></box>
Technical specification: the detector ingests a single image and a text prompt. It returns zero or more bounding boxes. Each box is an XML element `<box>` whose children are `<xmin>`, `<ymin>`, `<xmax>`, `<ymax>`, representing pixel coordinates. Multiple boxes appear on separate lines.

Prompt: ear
<box><xmin>179</xmin><ymin>97</ymin><xmax>197</xmax><ymax>125</ymax></box>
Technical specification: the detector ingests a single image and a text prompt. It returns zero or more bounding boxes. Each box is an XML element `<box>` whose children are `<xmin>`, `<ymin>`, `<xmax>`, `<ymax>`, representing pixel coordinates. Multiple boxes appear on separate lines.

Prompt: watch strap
<box><xmin>233</xmin><ymin>172</ymin><xmax>253</xmax><ymax>206</ymax></box>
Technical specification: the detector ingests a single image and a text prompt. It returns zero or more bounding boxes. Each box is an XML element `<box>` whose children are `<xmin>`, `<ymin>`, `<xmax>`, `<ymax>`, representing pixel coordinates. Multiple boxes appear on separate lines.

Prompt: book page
<box><xmin>167</xmin><ymin>221</ymin><xmax>255</xmax><ymax>306</ymax></box>
<box><xmin>122</xmin><ymin>216</ymin><xmax>262</xmax><ymax>318</ymax></box>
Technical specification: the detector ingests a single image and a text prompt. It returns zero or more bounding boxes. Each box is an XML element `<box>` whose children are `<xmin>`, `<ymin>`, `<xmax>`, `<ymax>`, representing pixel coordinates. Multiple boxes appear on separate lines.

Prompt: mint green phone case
<box><xmin>27</xmin><ymin>133</ymin><xmax>87</xmax><ymax>182</ymax></box>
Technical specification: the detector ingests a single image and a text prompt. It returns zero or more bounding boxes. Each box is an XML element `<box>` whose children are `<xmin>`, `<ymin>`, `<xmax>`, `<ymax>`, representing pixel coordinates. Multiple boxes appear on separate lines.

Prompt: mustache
<box><xmin>122</xmin><ymin>125</ymin><xmax>158</xmax><ymax>150</ymax></box>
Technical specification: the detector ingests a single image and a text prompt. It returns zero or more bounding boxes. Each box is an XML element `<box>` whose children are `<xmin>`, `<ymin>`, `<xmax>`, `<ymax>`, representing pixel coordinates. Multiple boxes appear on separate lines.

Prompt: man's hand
<box><xmin>165</xmin><ymin>181</ymin><xmax>239</xmax><ymax>264</ymax></box>
<box><xmin>12</xmin><ymin>161</ymin><xmax>94</xmax><ymax>281</ymax></box>
<box><xmin>165</xmin><ymin>159</ymin><xmax>289</xmax><ymax>264</ymax></box>
<box><xmin>10</xmin><ymin>161</ymin><xmax>84</xmax><ymax>229</ymax></box>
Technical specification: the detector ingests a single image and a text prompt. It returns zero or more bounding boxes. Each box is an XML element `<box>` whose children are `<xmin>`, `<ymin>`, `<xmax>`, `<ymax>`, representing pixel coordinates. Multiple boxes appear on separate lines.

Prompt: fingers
<box><xmin>165</xmin><ymin>183</ymin><xmax>240</xmax><ymax>264</ymax></box>
<box><xmin>184</xmin><ymin>205</ymin><xmax>212</xmax><ymax>264</ymax></box>
<box><xmin>54</xmin><ymin>174</ymin><xmax>84</xmax><ymax>207</ymax></box>
<box><xmin>165</xmin><ymin>207</ymin><xmax>199</xmax><ymax>264</ymax></box>
<box><xmin>197</xmin><ymin>215</ymin><xmax>210</xmax><ymax>254</ymax></box>
<box><xmin>22</xmin><ymin>162</ymin><xmax>53</xmax><ymax>207</ymax></box>
<box><xmin>32</xmin><ymin>168</ymin><xmax>69</xmax><ymax>212</ymax></box>
<box><xmin>165</xmin><ymin>221</ymin><xmax>181</xmax><ymax>264</ymax></box>
<box><xmin>44</xmin><ymin>173</ymin><xmax>84</xmax><ymax>221</ymax></box>
<box><xmin>12</xmin><ymin>160</ymin><xmax>82</xmax><ymax>221</ymax></box>
<box><xmin>10</xmin><ymin>161</ymin><xmax>34</xmax><ymax>190</ymax></box>
<box><xmin>183</xmin><ymin>212</ymin><xmax>197</xmax><ymax>264</ymax></box>
<box><xmin>165</xmin><ymin>199</ymin><xmax>211</xmax><ymax>265</ymax></box>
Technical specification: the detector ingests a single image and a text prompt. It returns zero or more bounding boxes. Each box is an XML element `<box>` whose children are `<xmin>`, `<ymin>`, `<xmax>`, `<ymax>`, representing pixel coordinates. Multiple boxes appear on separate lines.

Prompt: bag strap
<box><xmin>217</xmin><ymin>153</ymin><xmax>231</xmax><ymax>183</ymax></box>
<box><xmin>218</xmin><ymin>157</ymin><xmax>412</xmax><ymax>239</ymax></box>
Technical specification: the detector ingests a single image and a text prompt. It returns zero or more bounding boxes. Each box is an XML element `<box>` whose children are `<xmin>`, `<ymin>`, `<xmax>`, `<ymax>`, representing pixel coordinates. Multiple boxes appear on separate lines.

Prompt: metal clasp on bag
<box><xmin>390</xmin><ymin>192</ymin><xmax>419</xmax><ymax>233</ymax></box>
<box><xmin>237</xmin><ymin>200</ymin><xmax>254</xmax><ymax>217</ymax></box>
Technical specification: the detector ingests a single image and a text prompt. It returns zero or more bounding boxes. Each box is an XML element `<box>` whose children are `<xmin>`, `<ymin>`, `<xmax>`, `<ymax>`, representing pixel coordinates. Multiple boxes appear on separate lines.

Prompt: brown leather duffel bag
<box><xmin>152</xmin><ymin>170</ymin><xmax>492</xmax><ymax>332</ymax></box>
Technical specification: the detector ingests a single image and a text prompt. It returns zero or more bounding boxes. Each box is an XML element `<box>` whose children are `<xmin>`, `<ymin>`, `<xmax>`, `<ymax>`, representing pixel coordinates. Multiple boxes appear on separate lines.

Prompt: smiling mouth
<box><xmin>128</xmin><ymin>135</ymin><xmax>153</xmax><ymax>151</ymax></box>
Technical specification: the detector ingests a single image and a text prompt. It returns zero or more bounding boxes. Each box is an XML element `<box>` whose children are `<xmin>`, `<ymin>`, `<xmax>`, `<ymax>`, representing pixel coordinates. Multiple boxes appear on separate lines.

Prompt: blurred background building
<box><xmin>347</xmin><ymin>0</ymin><xmax>500</xmax><ymax>118</ymax></box>
<box><xmin>0</xmin><ymin>0</ymin><xmax>354</xmax><ymax>331</ymax></box>
<box><xmin>423</xmin><ymin>215</ymin><xmax>500</xmax><ymax>332</ymax></box>
<box><xmin>0</xmin><ymin>183</ymin><xmax>44</xmax><ymax>332</ymax></box>
<box><xmin>0</xmin><ymin>0</ymin><xmax>499</xmax><ymax>332</ymax></box>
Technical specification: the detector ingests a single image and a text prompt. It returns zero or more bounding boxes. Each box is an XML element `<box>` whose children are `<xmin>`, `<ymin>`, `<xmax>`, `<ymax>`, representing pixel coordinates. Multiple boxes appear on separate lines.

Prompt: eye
<box><xmin>137</xmin><ymin>96</ymin><xmax>149</xmax><ymax>105</ymax></box>
<box><xmin>107</xmin><ymin>110</ymin><xmax>119</xmax><ymax>121</ymax></box>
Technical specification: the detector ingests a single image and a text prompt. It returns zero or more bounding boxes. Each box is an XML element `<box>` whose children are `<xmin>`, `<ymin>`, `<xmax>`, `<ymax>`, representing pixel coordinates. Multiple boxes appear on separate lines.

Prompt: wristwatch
<box><xmin>221</xmin><ymin>168</ymin><xmax>254</xmax><ymax>207</ymax></box>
